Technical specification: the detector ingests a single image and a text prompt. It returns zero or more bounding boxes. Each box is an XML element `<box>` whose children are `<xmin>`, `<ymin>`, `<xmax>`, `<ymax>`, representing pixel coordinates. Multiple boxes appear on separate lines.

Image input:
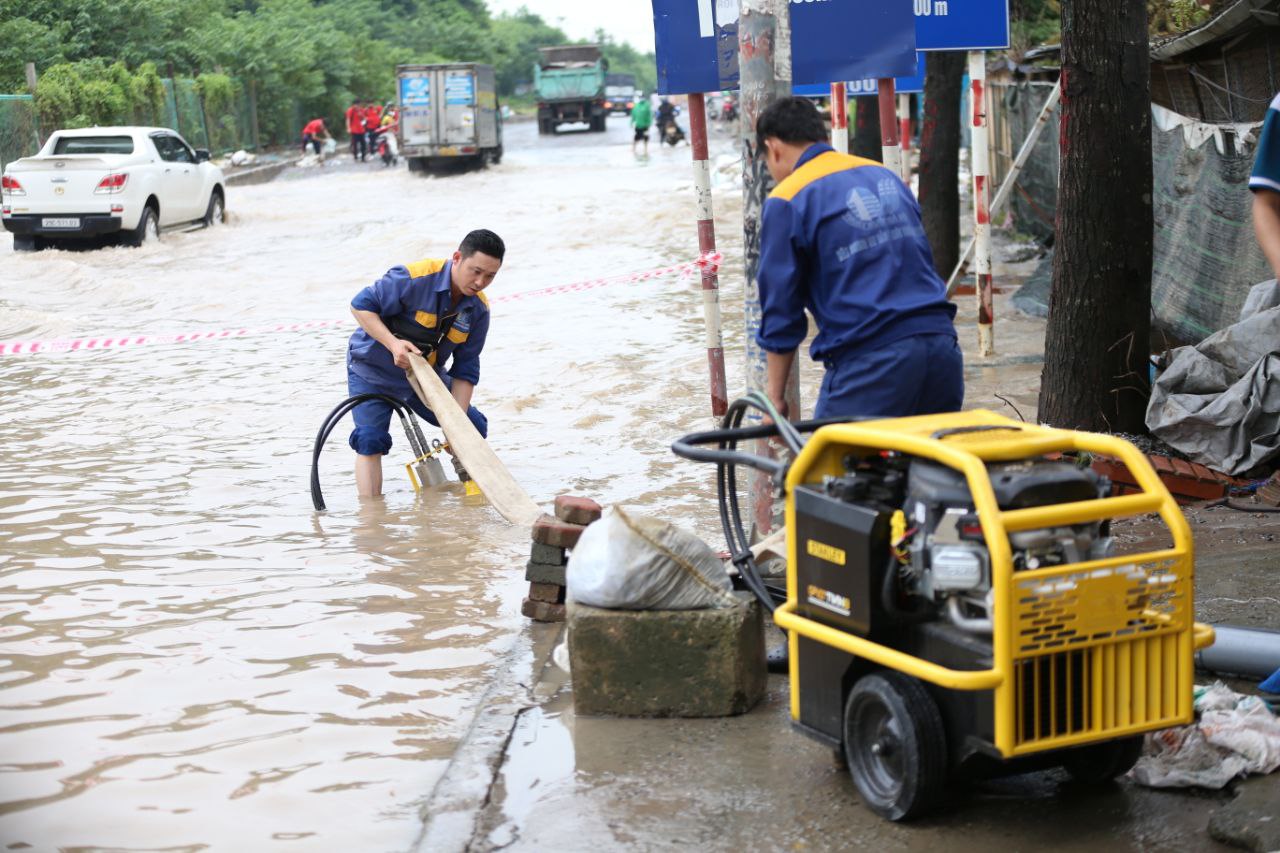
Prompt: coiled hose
<box><xmin>311</xmin><ymin>393</ymin><xmax>431</xmax><ymax>511</ymax></box>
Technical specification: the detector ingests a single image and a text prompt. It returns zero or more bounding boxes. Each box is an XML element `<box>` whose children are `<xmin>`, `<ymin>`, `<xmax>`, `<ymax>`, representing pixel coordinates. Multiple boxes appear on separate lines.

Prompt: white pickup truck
<box><xmin>1</xmin><ymin>126</ymin><xmax>226</xmax><ymax>251</ymax></box>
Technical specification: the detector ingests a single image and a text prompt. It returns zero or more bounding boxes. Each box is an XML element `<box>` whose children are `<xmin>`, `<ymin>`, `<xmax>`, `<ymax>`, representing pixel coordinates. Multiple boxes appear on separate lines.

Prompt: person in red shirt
<box><xmin>301</xmin><ymin>118</ymin><xmax>330</xmax><ymax>156</ymax></box>
<box><xmin>345</xmin><ymin>99</ymin><xmax>367</xmax><ymax>161</ymax></box>
<box><xmin>363</xmin><ymin>101</ymin><xmax>383</xmax><ymax>159</ymax></box>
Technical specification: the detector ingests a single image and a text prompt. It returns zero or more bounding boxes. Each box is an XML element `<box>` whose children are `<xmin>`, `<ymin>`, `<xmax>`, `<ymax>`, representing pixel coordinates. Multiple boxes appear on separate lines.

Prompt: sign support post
<box><xmin>968</xmin><ymin>50</ymin><xmax>995</xmax><ymax>357</ymax></box>
<box><xmin>830</xmin><ymin>82</ymin><xmax>848</xmax><ymax>153</ymax></box>
<box><xmin>687</xmin><ymin>91</ymin><xmax>729</xmax><ymax>417</ymax></box>
<box><xmin>878</xmin><ymin>78</ymin><xmax>901</xmax><ymax>178</ymax></box>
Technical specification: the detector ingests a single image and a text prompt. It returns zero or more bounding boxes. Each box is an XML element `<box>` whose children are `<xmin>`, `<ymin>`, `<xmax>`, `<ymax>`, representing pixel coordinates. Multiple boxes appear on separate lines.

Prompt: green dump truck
<box><xmin>535</xmin><ymin>45</ymin><xmax>608</xmax><ymax>134</ymax></box>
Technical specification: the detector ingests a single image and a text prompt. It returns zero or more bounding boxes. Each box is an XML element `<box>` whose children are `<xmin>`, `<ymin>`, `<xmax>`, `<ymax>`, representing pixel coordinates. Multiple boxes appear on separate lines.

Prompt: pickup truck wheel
<box><xmin>203</xmin><ymin>190</ymin><xmax>225</xmax><ymax>227</ymax></box>
<box><xmin>13</xmin><ymin>234</ymin><xmax>38</xmax><ymax>252</ymax></box>
<box><xmin>124</xmin><ymin>206</ymin><xmax>160</xmax><ymax>247</ymax></box>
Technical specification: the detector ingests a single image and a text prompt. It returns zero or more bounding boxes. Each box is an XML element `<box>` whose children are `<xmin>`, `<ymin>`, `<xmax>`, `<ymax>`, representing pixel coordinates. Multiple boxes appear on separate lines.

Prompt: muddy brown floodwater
<box><xmin>1</xmin><ymin>113</ymin><xmax>1071</xmax><ymax>851</ymax></box>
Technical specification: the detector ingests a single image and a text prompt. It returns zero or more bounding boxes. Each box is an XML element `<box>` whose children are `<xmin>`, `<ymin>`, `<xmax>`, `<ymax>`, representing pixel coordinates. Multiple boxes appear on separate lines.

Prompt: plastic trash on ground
<box><xmin>566</xmin><ymin>506</ymin><xmax>737</xmax><ymax>610</ymax></box>
<box><xmin>1130</xmin><ymin>682</ymin><xmax>1280</xmax><ymax>789</ymax></box>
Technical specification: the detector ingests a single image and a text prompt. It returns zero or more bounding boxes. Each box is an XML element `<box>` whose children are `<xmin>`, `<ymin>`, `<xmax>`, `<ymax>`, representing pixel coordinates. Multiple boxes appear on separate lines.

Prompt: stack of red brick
<box><xmin>523</xmin><ymin>495</ymin><xmax>603</xmax><ymax>623</ymax></box>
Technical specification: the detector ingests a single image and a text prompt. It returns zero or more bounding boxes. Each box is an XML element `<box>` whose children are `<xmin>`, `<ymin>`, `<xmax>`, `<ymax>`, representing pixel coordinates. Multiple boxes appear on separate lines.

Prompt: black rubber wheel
<box><xmin>13</xmin><ymin>234</ymin><xmax>37</xmax><ymax>252</ymax></box>
<box><xmin>124</xmin><ymin>205</ymin><xmax>159</xmax><ymax>247</ymax></box>
<box><xmin>1060</xmin><ymin>736</ymin><xmax>1144</xmax><ymax>784</ymax></box>
<box><xmin>203</xmin><ymin>189</ymin><xmax>225</xmax><ymax>227</ymax></box>
<box><xmin>492</xmin><ymin>144</ymin><xmax>502</xmax><ymax>164</ymax></box>
<box><xmin>843</xmin><ymin>672</ymin><xmax>948</xmax><ymax>821</ymax></box>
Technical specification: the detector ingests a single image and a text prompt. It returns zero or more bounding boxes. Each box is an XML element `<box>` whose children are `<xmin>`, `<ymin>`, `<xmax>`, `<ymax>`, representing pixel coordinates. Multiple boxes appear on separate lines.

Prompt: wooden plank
<box><xmin>405</xmin><ymin>354</ymin><xmax>542</xmax><ymax>527</ymax></box>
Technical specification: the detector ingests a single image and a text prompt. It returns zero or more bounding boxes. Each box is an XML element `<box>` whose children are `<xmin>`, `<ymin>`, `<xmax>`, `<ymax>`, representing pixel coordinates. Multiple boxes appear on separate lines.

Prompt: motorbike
<box><xmin>372</xmin><ymin>124</ymin><xmax>398</xmax><ymax>167</ymax></box>
<box><xmin>721</xmin><ymin>97</ymin><xmax>738</xmax><ymax>122</ymax></box>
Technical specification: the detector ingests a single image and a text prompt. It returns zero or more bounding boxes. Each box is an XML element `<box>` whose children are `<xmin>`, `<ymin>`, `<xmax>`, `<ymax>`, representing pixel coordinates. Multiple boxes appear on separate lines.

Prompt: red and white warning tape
<box><xmin>0</xmin><ymin>253</ymin><xmax>723</xmax><ymax>357</ymax></box>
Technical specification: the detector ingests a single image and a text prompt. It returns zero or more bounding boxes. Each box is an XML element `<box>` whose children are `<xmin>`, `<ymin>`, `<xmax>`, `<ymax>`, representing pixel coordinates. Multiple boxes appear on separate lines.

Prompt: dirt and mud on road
<box><xmin>2</xmin><ymin>113</ymin><xmax>1276</xmax><ymax>852</ymax></box>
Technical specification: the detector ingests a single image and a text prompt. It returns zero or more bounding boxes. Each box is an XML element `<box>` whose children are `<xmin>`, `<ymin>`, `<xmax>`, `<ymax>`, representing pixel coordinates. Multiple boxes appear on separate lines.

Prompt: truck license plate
<box><xmin>41</xmin><ymin>217</ymin><xmax>80</xmax><ymax>229</ymax></box>
<box><xmin>438</xmin><ymin>146</ymin><xmax>458</xmax><ymax>156</ymax></box>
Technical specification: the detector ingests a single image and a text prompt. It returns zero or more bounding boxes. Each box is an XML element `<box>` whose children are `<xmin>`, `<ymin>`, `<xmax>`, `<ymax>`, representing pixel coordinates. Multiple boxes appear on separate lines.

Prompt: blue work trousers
<box><xmin>814</xmin><ymin>333</ymin><xmax>964</xmax><ymax>420</ymax></box>
<box><xmin>347</xmin><ymin>371</ymin><xmax>488</xmax><ymax>456</ymax></box>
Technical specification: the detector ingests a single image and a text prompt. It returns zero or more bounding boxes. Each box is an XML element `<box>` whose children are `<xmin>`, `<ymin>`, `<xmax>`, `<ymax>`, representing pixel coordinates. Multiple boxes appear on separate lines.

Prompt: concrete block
<box><xmin>522</xmin><ymin>597</ymin><xmax>565</xmax><ymax>623</ymax></box>
<box><xmin>525</xmin><ymin>560</ymin><xmax>566</xmax><ymax>586</ymax></box>
<box><xmin>554</xmin><ymin>495</ymin><xmax>603</xmax><ymax>526</ymax></box>
<box><xmin>567</xmin><ymin>592</ymin><xmax>765</xmax><ymax>718</ymax></box>
<box><xmin>532</xmin><ymin>513</ymin><xmax>586</xmax><ymax>549</ymax></box>
<box><xmin>529</xmin><ymin>581</ymin><xmax>565</xmax><ymax>604</ymax></box>
<box><xmin>530</xmin><ymin>542</ymin><xmax>568</xmax><ymax>565</ymax></box>
<box><xmin>1208</xmin><ymin>773</ymin><xmax>1280</xmax><ymax>852</ymax></box>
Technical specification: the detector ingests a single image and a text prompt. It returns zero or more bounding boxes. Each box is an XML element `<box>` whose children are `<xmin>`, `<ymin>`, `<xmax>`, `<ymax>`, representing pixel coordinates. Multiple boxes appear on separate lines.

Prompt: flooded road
<box><xmin>0</xmin><ymin>115</ymin><xmax>752</xmax><ymax>850</ymax></box>
<box><xmin>0</xmin><ymin>111</ymin><xmax>1054</xmax><ymax>851</ymax></box>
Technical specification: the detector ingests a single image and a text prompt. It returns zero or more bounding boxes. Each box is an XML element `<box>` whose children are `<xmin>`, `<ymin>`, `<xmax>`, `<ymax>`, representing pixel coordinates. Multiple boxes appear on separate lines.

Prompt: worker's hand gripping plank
<box><xmin>405</xmin><ymin>353</ymin><xmax>541</xmax><ymax>527</ymax></box>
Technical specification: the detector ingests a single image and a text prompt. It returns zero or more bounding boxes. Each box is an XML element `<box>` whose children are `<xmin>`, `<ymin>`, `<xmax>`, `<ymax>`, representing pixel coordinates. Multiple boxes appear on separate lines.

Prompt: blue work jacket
<box><xmin>756</xmin><ymin>143</ymin><xmax>956</xmax><ymax>363</ymax></box>
<box><xmin>347</xmin><ymin>258</ymin><xmax>490</xmax><ymax>394</ymax></box>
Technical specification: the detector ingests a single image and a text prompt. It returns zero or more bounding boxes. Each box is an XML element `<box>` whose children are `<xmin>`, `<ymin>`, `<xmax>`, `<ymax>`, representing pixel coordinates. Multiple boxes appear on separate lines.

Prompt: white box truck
<box><xmin>397</xmin><ymin>63</ymin><xmax>502</xmax><ymax>173</ymax></box>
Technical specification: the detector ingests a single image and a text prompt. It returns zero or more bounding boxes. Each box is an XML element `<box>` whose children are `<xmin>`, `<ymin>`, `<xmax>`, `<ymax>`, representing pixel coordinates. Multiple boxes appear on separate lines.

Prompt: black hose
<box><xmin>311</xmin><ymin>393</ymin><xmax>424</xmax><ymax>511</ymax></box>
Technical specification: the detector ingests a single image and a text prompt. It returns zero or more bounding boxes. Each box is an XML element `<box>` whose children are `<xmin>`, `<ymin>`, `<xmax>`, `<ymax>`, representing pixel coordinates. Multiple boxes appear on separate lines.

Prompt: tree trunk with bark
<box><xmin>917</xmin><ymin>51</ymin><xmax>965</xmax><ymax>278</ymax></box>
<box><xmin>852</xmin><ymin>94</ymin><xmax>880</xmax><ymax>160</ymax></box>
<box><xmin>1038</xmin><ymin>0</ymin><xmax>1153</xmax><ymax>432</ymax></box>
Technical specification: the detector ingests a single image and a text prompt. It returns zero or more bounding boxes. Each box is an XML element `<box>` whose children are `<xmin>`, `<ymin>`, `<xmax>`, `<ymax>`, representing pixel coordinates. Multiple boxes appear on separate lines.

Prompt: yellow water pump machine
<box><xmin>673</xmin><ymin>398</ymin><xmax>1214</xmax><ymax>821</ymax></box>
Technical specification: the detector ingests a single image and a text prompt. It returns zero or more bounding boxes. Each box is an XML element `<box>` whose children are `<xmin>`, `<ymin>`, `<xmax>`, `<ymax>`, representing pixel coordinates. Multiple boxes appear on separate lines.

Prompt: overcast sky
<box><xmin>486</xmin><ymin>1</ymin><xmax>657</xmax><ymax>52</ymax></box>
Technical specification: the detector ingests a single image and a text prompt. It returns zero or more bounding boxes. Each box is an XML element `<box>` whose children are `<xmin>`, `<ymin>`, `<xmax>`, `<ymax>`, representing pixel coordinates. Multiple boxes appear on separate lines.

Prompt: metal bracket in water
<box><xmin>407</xmin><ymin>439</ymin><xmax>449</xmax><ymax>492</ymax></box>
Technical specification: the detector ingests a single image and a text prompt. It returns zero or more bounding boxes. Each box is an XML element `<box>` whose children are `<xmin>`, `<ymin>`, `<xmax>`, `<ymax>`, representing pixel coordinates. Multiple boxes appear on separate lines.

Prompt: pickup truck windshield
<box><xmin>52</xmin><ymin>136</ymin><xmax>135</xmax><ymax>155</ymax></box>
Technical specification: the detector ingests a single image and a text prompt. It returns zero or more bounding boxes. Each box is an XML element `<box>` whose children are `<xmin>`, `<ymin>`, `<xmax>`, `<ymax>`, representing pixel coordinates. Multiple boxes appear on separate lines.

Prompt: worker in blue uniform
<box><xmin>755</xmin><ymin>97</ymin><xmax>963</xmax><ymax>421</ymax></box>
<box><xmin>347</xmin><ymin>229</ymin><xmax>504</xmax><ymax>497</ymax></box>
<box><xmin>1251</xmin><ymin>92</ymin><xmax>1280</xmax><ymax>280</ymax></box>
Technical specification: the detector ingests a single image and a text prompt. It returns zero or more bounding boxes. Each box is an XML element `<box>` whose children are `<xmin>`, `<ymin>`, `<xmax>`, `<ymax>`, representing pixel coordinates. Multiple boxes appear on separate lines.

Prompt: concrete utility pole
<box><xmin>25</xmin><ymin>63</ymin><xmax>43</xmax><ymax>147</ymax></box>
<box><xmin>740</xmin><ymin>0</ymin><xmax>796</xmax><ymax>537</ymax></box>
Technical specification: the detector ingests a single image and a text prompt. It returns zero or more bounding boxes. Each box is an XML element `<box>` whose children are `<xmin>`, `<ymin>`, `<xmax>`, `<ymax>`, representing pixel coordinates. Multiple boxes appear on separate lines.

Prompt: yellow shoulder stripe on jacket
<box><xmin>476</xmin><ymin>291</ymin><xmax>489</xmax><ymax>307</ymax></box>
<box><xmin>406</xmin><ymin>257</ymin><xmax>447</xmax><ymax>278</ymax></box>
<box><xmin>769</xmin><ymin>151</ymin><xmax>880</xmax><ymax>202</ymax></box>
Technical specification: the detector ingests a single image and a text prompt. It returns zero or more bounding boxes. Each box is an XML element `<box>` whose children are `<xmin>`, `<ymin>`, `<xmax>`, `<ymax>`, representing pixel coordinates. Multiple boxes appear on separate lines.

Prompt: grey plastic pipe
<box><xmin>1195</xmin><ymin>625</ymin><xmax>1280</xmax><ymax>678</ymax></box>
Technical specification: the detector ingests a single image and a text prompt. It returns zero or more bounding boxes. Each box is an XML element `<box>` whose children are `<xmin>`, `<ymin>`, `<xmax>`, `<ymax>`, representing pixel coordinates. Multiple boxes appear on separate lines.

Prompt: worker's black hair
<box><xmin>755</xmin><ymin>96</ymin><xmax>828</xmax><ymax>150</ymax></box>
<box><xmin>459</xmin><ymin>229</ymin><xmax>505</xmax><ymax>261</ymax></box>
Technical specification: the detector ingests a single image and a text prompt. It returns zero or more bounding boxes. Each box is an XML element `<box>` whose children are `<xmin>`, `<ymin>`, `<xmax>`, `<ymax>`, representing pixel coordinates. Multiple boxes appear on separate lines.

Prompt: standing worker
<box><xmin>754</xmin><ymin>96</ymin><xmax>962</xmax><ymax>421</ymax></box>
<box><xmin>630</xmin><ymin>94</ymin><xmax>652</xmax><ymax>158</ymax></box>
<box><xmin>1251</xmin><ymin>92</ymin><xmax>1280</xmax><ymax>280</ymax></box>
<box><xmin>346</xmin><ymin>230</ymin><xmax>505</xmax><ymax>497</ymax></box>
<box><xmin>345</xmin><ymin>99</ymin><xmax>367</xmax><ymax>162</ymax></box>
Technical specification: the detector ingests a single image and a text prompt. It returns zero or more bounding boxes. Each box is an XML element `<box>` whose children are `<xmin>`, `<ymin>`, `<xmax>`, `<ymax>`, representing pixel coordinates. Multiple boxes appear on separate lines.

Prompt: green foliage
<box><xmin>4</xmin><ymin>0</ymin><xmax>658</xmax><ymax>147</ymax></box>
<box><xmin>1149</xmin><ymin>0</ymin><xmax>1212</xmax><ymax>36</ymax></box>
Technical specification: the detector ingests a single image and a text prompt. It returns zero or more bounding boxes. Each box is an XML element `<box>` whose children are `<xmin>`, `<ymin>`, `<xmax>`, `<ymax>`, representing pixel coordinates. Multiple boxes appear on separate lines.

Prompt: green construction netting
<box><xmin>1011</xmin><ymin>97</ymin><xmax>1270</xmax><ymax>346</ymax></box>
<box><xmin>0</xmin><ymin>95</ymin><xmax>41</xmax><ymax>171</ymax></box>
<box><xmin>1001</xmin><ymin>82</ymin><xmax>1060</xmax><ymax>245</ymax></box>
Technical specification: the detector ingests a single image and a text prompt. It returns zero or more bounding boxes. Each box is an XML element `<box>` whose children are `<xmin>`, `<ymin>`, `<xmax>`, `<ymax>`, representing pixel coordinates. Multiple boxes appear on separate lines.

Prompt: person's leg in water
<box><xmin>348</xmin><ymin>372</ymin><xmax>489</xmax><ymax>496</ymax></box>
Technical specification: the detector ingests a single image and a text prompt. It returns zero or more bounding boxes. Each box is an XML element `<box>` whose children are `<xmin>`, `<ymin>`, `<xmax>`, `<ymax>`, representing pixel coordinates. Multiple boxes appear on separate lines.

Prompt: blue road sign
<box><xmin>914</xmin><ymin>0</ymin><xmax>1009</xmax><ymax>51</ymax></box>
<box><xmin>790</xmin><ymin>0</ymin><xmax>917</xmax><ymax>86</ymax></box>
<box><xmin>652</xmin><ymin>0</ymin><xmax>739</xmax><ymax>95</ymax></box>
<box><xmin>792</xmin><ymin>53</ymin><xmax>927</xmax><ymax>97</ymax></box>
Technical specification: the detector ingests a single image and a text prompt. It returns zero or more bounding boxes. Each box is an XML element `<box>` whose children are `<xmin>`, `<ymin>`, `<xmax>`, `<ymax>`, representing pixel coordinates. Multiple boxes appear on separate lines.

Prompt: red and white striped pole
<box><xmin>968</xmin><ymin>51</ymin><xmax>995</xmax><ymax>356</ymax></box>
<box><xmin>687</xmin><ymin>92</ymin><xmax>728</xmax><ymax>417</ymax></box>
<box><xmin>877</xmin><ymin>78</ymin><xmax>901</xmax><ymax>178</ymax></box>
<box><xmin>898</xmin><ymin>92</ymin><xmax>912</xmax><ymax>184</ymax></box>
<box><xmin>830</xmin><ymin>82</ymin><xmax>848</xmax><ymax>153</ymax></box>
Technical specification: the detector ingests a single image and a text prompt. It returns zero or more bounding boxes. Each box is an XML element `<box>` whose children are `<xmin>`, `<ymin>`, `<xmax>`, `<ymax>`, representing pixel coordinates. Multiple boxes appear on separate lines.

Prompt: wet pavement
<box><xmin>2</xmin><ymin>112</ymin><xmax>1275</xmax><ymax>852</ymax></box>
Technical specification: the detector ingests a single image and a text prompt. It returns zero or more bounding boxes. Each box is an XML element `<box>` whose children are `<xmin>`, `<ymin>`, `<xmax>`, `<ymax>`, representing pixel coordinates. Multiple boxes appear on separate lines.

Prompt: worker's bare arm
<box><xmin>765</xmin><ymin>349</ymin><xmax>797</xmax><ymax>421</ymax></box>
<box><xmin>1253</xmin><ymin>191</ymin><xmax>1280</xmax><ymax>280</ymax></box>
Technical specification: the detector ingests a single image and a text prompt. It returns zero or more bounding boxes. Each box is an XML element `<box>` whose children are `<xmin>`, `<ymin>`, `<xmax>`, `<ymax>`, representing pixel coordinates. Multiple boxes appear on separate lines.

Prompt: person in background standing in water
<box><xmin>345</xmin><ymin>230</ymin><xmax>505</xmax><ymax>497</ymax></box>
<box><xmin>345</xmin><ymin>99</ymin><xmax>367</xmax><ymax>162</ymax></box>
<box><xmin>630</xmin><ymin>94</ymin><xmax>652</xmax><ymax>158</ymax></box>
<box><xmin>364</xmin><ymin>101</ymin><xmax>383</xmax><ymax>162</ymax></box>
<box><xmin>301</xmin><ymin>117</ymin><xmax>330</xmax><ymax>156</ymax></box>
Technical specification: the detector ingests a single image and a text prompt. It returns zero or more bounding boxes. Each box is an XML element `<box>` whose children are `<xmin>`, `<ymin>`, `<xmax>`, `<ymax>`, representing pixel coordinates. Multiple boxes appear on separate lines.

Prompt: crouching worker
<box><xmin>346</xmin><ymin>229</ymin><xmax>504</xmax><ymax>496</ymax></box>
